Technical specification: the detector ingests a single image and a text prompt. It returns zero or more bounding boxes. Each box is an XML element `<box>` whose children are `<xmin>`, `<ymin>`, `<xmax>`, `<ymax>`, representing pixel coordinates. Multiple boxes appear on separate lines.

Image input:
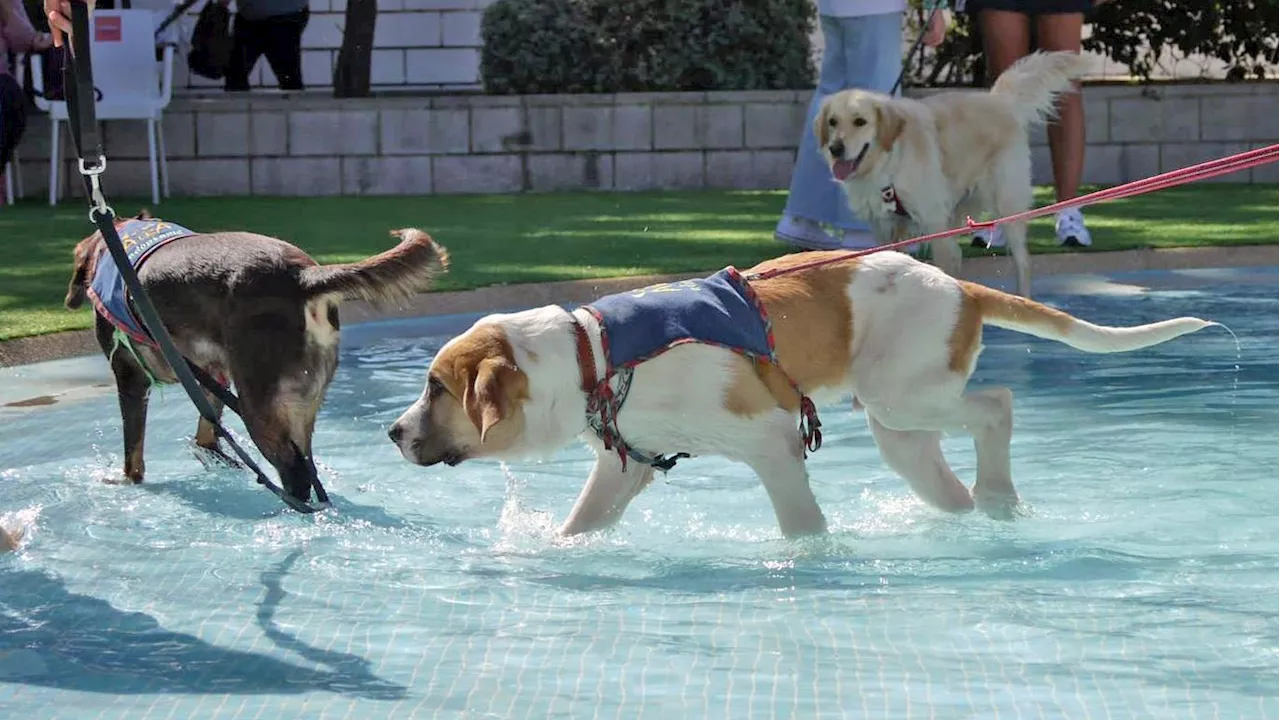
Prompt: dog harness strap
<box><xmin>570</xmin><ymin>314</ymin><xmax>691</xmax><ymax>473</ymax></box>
<box><xmin>881</xmin><ymin>186</ymin><xmax>910</xmax><ymax>218</ymax></box>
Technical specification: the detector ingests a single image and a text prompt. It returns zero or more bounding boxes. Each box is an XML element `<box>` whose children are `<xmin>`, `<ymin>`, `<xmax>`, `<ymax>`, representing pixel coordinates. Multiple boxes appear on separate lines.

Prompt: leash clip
<box><xmin>80</xmin><ymin>159</ymin><xmax>114</xmax><ymax>222</ymax></box>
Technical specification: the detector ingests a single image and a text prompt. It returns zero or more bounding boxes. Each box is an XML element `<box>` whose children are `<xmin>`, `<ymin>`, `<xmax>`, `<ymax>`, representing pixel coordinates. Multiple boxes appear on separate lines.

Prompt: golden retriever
<box><xmin>815</xmin><ymin>51</ymin><xmax>1091</xmax><ymax>297</ymax></box>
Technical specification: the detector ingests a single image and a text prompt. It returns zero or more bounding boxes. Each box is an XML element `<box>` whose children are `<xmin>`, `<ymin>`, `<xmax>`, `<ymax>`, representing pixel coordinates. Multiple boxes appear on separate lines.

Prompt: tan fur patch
<box><xmin>430</xmin><ymin>324</ymin><xmax>531</xmax><ymax>454</ymax></box>
<box><xmin>304</xmin><ymin>299</ymin><xmax>340</xmax><ymax>350</ymax></box>
<box><xmin>125</xmin><ymin>445</ymin><xmax>146</xmax><ymax>483</ymax></box>
<box><xmin>963</xmin><ymin>281</ymin><xmax>1074</xmax><ymax>337</ymax></box>
<box><xmin>947</xmin><ymin>288</ymin><xmax>985</xmax><ymax>374</ymax></box>
<box><xmin>721</xmin><ymin>252</ymin><xmax>857</xmax><ymax>416</ymax></box>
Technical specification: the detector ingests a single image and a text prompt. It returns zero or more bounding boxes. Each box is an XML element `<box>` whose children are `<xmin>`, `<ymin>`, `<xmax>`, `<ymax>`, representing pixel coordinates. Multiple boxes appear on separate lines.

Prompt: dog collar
<box><xmin>881</xmin><ymin>185</ymin><xmax>910</xmax><ymax>218</ymax></box>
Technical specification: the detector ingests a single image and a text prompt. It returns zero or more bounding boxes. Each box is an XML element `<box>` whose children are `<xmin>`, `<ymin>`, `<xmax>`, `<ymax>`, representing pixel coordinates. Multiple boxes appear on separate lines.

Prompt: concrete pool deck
<box><xmin>1</xmin><ymin>245</ymin><xmax>1275</xmax><ymax>414</ymax></box>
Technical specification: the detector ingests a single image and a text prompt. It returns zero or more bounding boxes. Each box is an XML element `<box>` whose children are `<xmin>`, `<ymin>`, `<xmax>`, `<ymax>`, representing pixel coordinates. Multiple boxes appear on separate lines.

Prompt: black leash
<box><xmin>890</xmin><ymin>11</ymin><xmax>933</xmax><ymax>96</ymax></box>
<box><xmin>63</xmin><ymin>3</ymin><xmax>329</xmax><ymax>513</ymax></box>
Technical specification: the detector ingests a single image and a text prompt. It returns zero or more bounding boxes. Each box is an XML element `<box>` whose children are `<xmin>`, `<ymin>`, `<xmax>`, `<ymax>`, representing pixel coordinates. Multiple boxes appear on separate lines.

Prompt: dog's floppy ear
<box><xmin>875</xmin><ymin>101</ymin><xmax>906</xmax><ymax>152</ymax></box>
<box><xmin>462</xmin><ymin>357</ymin><xmax>526</xmax><ymax>443</ymax></box>
<box><xmin>813</xmin><ymin>98</ymin><xmax>832</xmax><ymax>150</ymax></box>
<box><xmin>64</xmin><ymin>239</ymin><xmax>96</xmax><ymax>310</ymax></box>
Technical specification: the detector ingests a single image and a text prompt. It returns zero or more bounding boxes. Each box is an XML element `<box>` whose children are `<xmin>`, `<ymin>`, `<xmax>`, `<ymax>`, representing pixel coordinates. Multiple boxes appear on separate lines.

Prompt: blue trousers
<box><xmin>783</xmin><ymin>12</ymin><xmax>904</xmax><ymax>232</ymax></box>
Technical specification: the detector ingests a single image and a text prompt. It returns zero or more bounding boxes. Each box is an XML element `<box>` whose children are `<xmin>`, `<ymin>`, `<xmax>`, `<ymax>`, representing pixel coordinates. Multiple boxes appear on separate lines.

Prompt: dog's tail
<box><xmin>300</xmin><ymin>228</ymin><xmax>450</xmax><ymax>307</ymax></box>
<box><xmin>966</xmin><ymin>282</ymin><xmax>1216</xmax><ymax>354</ymax></box>
<box><xmin>989</xmin><ymin>50</ymin><xmax>1091</xmax><ymax>129</ymax></box>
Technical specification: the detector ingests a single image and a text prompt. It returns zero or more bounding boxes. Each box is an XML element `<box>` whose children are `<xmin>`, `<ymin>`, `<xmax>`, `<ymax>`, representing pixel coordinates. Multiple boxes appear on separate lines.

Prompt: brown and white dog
<box><xmin>65</xmin><ymin>214</ymin><xmax>449</xmax><ymax>503</ymax></box>
<box><xmin>815</xmin><ymin>50</ymin><xmax>1091</xmax><ymax>297</ymax></box>
<box><xmin>389</xmin><ymin>250</ymin><xmax>1214</xmax><ymax>538</ymax></box>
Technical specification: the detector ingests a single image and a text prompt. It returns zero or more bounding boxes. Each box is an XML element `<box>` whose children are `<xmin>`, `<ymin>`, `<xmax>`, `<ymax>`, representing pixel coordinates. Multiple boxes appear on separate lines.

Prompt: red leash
<box><xmin>751</xmin><ymin>144</ymin><xmax>1279</xmax><ymax>281</ymax></box>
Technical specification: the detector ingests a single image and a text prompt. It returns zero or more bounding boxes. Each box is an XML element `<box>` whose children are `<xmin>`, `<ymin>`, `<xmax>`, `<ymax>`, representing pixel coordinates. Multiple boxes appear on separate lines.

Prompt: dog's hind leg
<box><xmin>110</xmin><ymin>355</ymin><xmax>152</xmax><ymax>485</ymax></box>
<box><xmin>559</xmin><ymin>446</ymin><xmax>656</xmax><ymax>536</ymax></box>
<box><xmin>870</xmin><ymin>386</ymin><xmax>1018</xmax><ymax>519</ymax></box>
<box><xmin>867</xmin><ymin>416</ymin><xmax>973</xmax><ymax>512</ymax></box>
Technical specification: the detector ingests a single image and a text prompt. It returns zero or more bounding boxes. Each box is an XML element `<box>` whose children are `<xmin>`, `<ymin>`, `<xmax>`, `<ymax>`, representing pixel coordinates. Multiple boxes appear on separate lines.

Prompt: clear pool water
<box><xmin>2</xmin><ymin>267</ymin><xmax>1277</xmax><ymax>719</ymax></box>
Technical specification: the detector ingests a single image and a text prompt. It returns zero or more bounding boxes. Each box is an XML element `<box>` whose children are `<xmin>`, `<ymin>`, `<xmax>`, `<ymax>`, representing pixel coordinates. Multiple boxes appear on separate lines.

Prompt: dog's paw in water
<box><xmin>975</xmin><ymin>492</ymin><xmax>1027</xmax><ymax>521</ymax></box>
<box><xmin>193</xmin><ymin>443</ymin><xmax>244</xmax><ymax>471</ymax></box>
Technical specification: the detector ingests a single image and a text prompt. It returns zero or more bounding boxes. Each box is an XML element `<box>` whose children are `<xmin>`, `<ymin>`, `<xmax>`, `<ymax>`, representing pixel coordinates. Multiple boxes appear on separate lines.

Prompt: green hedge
<box><xmin>904</xmin><ymin>0</ymin><xmax>1277</xmax><ymax>87</ymax></box>
<box><xmin>480</xmin><ymin>0</ymin><xmax>816</xmax><ymax>94</ymax></box>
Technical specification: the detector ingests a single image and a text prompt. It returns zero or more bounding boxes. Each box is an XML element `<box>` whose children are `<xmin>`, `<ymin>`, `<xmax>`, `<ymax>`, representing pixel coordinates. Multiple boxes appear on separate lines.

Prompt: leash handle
<box><xmin>61</xmin><ymin>6</ymin><xmax>327</xmax><ymax>513</ymax></box>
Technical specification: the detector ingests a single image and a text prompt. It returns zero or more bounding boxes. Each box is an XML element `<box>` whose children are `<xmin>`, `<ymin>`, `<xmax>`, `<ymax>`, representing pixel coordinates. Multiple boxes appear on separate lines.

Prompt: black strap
<box><xmin>62</xmin><ymin>3</ymin><xmax>329</xmax><ymax>512</ymax></box>
<box><xmin>890</xmin><ymin>12</ymin><xmax>933</xmax><ymax>96</ymax></box>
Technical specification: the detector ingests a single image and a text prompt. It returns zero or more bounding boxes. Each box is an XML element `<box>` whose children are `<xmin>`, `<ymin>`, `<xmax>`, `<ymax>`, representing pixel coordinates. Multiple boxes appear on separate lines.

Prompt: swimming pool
<box><xmin>2</xmin><ymin>266</ymin><xmax>1277</xmax><ymax>719</ymax></box>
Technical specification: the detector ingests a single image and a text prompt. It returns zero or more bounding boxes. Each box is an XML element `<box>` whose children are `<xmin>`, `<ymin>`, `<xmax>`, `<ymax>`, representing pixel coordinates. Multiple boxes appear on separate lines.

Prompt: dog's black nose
<box><xmin>388</xmin><ymin>423</ymin><xmax>404</xmax><ymax>445</ymax></box>
<box><xmin>829</xmin><ymin>139</ymin><xmax>846</xmax><ymax>158</ymax></box>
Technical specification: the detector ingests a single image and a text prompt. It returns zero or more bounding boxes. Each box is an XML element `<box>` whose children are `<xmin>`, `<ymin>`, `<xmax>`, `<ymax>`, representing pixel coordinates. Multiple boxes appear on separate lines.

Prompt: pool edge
<box><xmin>2</xmin><ymin>244</ymin><xmax>1276</xmax><ymax>370</ymax></box>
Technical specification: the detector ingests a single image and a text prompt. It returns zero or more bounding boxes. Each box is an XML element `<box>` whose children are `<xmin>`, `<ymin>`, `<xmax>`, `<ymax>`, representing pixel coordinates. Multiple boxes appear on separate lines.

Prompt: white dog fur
<box><xmin>815</xmin><ymin>50</ymin><xmax>1092</xmax><ymax>298</ymax></box>
<box><xmin>389</xmin><ymin>250</ymin><xmax>1215</xmax><ymax>539</ymax></box>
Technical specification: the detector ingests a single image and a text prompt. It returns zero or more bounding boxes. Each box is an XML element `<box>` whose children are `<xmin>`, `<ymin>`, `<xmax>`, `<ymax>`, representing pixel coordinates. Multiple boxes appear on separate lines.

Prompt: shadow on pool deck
<box><xmin>0</xmin><ymin>554</ymin><xmax>407</xmax><ymax>699</ymax></box>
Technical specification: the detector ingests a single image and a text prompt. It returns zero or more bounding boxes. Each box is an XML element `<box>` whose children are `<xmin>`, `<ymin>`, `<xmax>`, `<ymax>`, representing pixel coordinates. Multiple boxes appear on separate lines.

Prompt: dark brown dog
<box><xmin>64</xmin><ymin>212</ymin><xmax>449</xmax><ymax>503</ymax></box>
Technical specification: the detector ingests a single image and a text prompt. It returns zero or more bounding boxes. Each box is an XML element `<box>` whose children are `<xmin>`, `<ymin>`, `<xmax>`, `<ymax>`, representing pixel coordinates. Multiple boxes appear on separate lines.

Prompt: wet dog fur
<box><xmin>64</xmin><ymin>212</ymin><xmax>449</xmax><ymax>503</ymax></box>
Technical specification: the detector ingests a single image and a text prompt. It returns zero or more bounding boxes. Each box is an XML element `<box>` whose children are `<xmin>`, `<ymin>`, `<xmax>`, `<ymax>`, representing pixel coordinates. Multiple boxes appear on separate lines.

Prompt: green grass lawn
<box><xmin>0</xmin><ymin>185</ymin><xmax>1275</xmax><ymax>340</ymax></box>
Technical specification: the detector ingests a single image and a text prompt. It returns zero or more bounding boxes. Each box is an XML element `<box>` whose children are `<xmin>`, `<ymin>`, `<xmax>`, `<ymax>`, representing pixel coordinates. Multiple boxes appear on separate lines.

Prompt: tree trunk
<box><xmin>334</xmin><ymin>0</ymin><xmax>377</xmax><ymax>98</ymax></box>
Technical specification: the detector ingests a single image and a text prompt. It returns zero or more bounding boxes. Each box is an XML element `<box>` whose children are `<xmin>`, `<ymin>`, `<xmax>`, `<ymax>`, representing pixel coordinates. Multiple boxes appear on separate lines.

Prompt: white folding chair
<box><xmin>3</xmin><ymin>150</ymin><xmax>21</xmax><ymax>205</ymax></box>
<box><xmin>32</xmin><ymin>10</ymin><xmax>175</xmax><ymax>206</ymax></box>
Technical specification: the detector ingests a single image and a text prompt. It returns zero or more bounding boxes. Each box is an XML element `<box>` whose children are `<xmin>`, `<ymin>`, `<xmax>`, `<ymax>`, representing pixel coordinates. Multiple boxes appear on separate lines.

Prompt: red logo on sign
<box><xmin>95</xmin><ymin>16</ymin><xmax>122</xmax><ymax>42</ymax></box>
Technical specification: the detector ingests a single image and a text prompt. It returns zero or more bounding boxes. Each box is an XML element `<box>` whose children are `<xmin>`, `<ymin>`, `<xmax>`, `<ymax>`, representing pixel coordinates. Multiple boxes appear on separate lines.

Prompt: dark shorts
<box><xmin>964</xmin><ymin>0</ymin><xmax>1092</xmax><ymax>14</ymax></box>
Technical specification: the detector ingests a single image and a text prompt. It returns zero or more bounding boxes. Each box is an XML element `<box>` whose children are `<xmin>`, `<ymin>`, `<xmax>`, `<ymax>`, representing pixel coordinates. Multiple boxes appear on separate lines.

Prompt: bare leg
<box><xmin>978</xmin><ymin>10</ymin><xmax>1033</xmax><ymax>83</ymax></box>
<box><xmin>559</xmin><ymin>447</ymin><xmax>656</xmax><ymax>536</ymax></box>
<box><xmin>1036</xmin><ymin>13</ymin><xmax>1086</xmax><ymax>203</ymax></box>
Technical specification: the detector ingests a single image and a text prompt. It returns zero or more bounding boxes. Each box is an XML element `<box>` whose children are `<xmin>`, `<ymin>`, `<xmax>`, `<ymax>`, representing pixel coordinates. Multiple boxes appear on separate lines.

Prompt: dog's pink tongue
<box><xmin>832</xmin><ymin>158</ymin><xmax>858</xmax><ymax>181</ymax></box>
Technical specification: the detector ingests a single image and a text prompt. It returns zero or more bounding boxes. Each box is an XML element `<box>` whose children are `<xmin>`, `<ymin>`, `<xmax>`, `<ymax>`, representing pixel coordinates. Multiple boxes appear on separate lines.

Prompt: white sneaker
<box><xmin>970</xmin><ymin>226</ymin><xmax>1006</xmax><ymax>249</ymax></box>
<box><xmin>775</xmin><ymin>214</ymin><xmax>838</xmax><ymax>250</ymax></box>
<box><xmin>1055</xmin><ymin>208</ymin><xmax>1092</xmax><ymax>247</ymax></box>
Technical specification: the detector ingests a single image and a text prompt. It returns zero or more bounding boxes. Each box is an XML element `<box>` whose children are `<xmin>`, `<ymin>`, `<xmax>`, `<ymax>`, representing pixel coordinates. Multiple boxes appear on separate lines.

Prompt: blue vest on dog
<box><xmin>579</xmin><ymin>267</ymin><xmax>818</xmax><ymax>472</ymax></box>
<box><xmin>585</xmin><ymin>267</ymin><xmax>776</xmax><ymax>371</ymax></box>
<box><xmin>86</xmin><ymin>220</ymin><xmax>197</xmax><ymax>346</ymax></box>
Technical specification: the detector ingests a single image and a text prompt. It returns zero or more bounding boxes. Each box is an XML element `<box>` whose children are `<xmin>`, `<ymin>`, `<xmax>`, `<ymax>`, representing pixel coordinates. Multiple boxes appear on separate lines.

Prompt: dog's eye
<box><xmin>827</xmin><ymin>117</ymin><xmax>837</xmax><ymax>128</ymax></box>
<box><xmin>853</xmin><ymin>117</ymin><xmax>867</xmax><ymax>127</ymax></box>
<box><xmin>427</xmin><ymin>376</ymin><xmax>445</xmax><ymax>398</ymax></box>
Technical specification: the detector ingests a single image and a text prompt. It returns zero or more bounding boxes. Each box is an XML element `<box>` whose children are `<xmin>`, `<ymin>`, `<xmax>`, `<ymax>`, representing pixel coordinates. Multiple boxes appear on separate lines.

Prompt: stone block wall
<box><xmin>151</xmin><ymin>0</ymin><xmax>489</xmax><ymax>91</ymax></box>
<box><xmin>9</xmin><ymin>82</ymin><xmax>1276</xmax><ymax>200</ymax></box>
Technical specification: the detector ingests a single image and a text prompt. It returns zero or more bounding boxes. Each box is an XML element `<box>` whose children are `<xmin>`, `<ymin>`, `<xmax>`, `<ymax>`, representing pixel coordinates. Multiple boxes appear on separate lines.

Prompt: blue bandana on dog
<box><xmin>86</xmin><ymin>219</ymin><xmax>196</xmax><ymax>346</ymax></box>
<box><xmin>586</xmin><ymin>268</ymin><xmax>775</xmax><ymax>369</ymax></box>
<box><xmin>579</xmin><ymin>267</ymin><xmax>822</xmax><ymax>472</ymax></box>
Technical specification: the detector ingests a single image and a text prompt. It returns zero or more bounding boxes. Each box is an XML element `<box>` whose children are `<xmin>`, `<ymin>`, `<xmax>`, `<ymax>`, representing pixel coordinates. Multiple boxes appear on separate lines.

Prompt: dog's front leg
<box><xmin>558</xmin><ymin>448</ymin><xmax>655</xmax><ymax>536</ymax></box>
<box><xmin>193</xmin><ymin>380</ymin><xmax>243</xmax><ymax>470</ymax></box>
<box><xmin>111</xmin><ymin>357</ymin><xmax>152</xmax><ymax>485</ymax></box>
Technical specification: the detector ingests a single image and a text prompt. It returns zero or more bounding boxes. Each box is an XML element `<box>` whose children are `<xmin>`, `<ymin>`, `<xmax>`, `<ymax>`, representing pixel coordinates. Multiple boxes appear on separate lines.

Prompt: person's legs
<box><xmin>224</xmin><ymin>13</ymin><xmax>267</xmax><ymax>92</ymax></box>
<box><xmin>261</xmin><ymin>8</ymin><xmax>309</xmax><ymax>91</ymax></box>
<box><xmin>832</xmin><ymin>11</ymin><xmax>905</xmax><ymax>245</ymax></box>
<box><xmin>970</xmin><ymin>8</ymin><xmax>1032</xmax><ymax>249</ymax></box>
<box><xmin>778</xmin><ymin>13</ymin><xmax>905</xmax><ymax>250</ymax></box>
<box><xmin>778</xmin><ymin>15</ymin><xmax>850</xmax><ymax>250</ymax></box>
<box><xmin>1037</xmin><ymin>11</ymin><xmax>1092</xmax><ymax>246</ymax></box>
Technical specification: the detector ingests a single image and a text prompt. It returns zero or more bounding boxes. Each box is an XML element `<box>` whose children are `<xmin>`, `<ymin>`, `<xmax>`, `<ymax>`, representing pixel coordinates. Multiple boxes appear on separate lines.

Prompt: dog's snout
<box><xmin>829</xmin><ymin>139</ymin><xmax>846</xmax><ymax>158</ymax></box>
<box><xmin>388</xmin><ymin>422</ymin><xmax>404</xmax><ymax>445</ymax></box>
